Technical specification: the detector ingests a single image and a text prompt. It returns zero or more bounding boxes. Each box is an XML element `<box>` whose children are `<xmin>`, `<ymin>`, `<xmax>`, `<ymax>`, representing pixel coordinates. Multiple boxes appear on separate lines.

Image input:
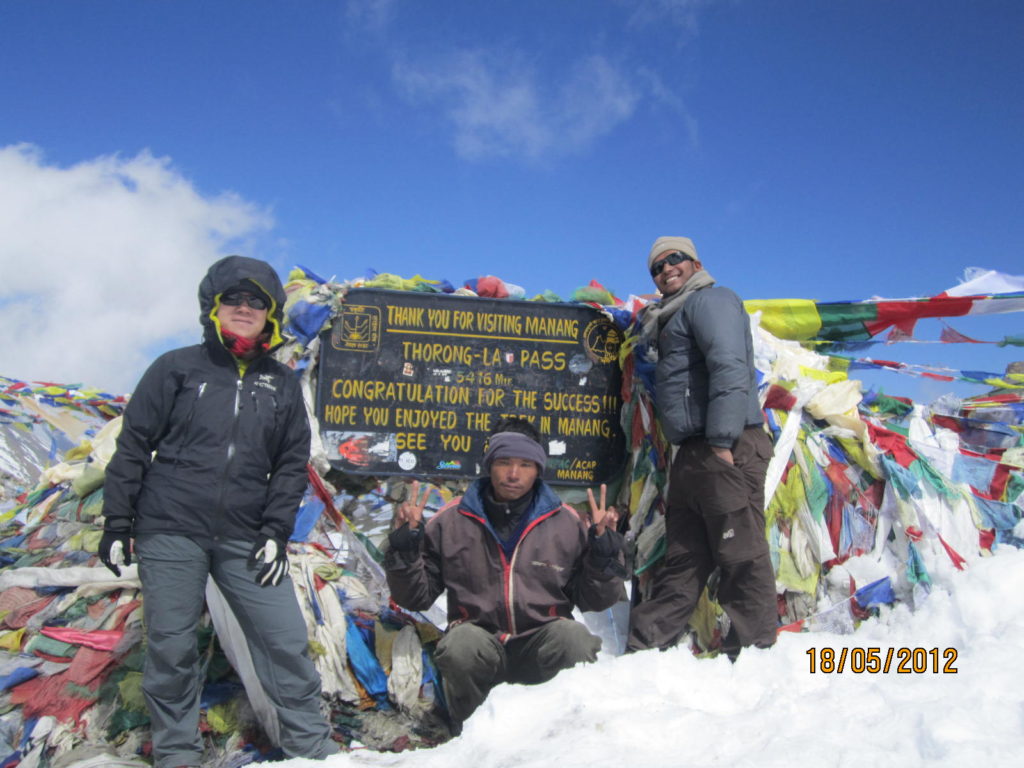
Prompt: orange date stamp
<box><xmin>806</xmin><ymin>647</ymin><xmax>958</xmax><ymax>674</ymax></box>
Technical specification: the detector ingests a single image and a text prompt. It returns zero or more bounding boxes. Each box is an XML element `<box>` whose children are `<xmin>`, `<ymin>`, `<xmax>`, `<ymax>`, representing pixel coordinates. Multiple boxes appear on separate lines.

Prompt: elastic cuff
<box><xmin>259</xmin><ymin>524</ymin><xmax>287</xmax><ymax>544</ymax></box>
<box><xmin>103</xmin><ymin>518</ymin><xmax>133</xmax><ymax>534</ymax></box>
<box><xmin>587</xmin><ymin>526</ymin><xmax>622</xmax><ymax>559</ymax></box>
<box><xmin>706</xmin><ymin>438</ymin><xmax>735</xmax><ymax>449</ymax></box>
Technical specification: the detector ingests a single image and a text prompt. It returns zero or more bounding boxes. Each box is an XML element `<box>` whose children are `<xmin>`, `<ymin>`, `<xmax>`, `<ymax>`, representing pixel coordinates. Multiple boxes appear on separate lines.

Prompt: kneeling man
<box><xmin>385</xmin><ymin>418</ymin><xmax>625</xmax><ymax>732</ymax></box>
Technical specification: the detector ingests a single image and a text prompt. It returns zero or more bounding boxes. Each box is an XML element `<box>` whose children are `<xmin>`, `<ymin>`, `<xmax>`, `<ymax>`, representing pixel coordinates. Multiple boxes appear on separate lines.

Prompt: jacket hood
<box><xmin>198</xmin><ymin>255</ymin><xmax>287</xmax><ymax>350</ymax></box>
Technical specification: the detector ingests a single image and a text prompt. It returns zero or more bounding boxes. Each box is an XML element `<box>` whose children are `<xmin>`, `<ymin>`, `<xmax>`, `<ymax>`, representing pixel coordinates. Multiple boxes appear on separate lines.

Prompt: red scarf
<box><xmin>221</xmin><ymin>329</ymin><xmax>270</xmax><ymax>361</ymax></box>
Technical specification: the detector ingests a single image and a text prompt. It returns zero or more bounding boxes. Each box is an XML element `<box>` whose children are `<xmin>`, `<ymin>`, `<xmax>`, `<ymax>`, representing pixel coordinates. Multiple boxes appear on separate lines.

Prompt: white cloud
<box><xmin>0</xmin><ymin>144</ymin><xmax>273</xmax><ymax>393</ymax></box>
<box><xmin>345</xmin><ymin>0</ymin><xmax>398</xmax><ymax>34</ymax></box>
<box><xmin>393</xmin><ymin>50</ymin><xmax>641</xmax><ymax>161</ymax></box>
<box><xmin>624</xmin><ymin>0</ymin><xmax>712</xmax><ymax>38</ymax></box>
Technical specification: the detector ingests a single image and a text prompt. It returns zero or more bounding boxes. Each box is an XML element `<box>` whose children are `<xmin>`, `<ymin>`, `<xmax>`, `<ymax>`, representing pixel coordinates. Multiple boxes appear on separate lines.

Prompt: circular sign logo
<box><xmin>582</xmin><ymin>318</ymin><xmax>622</xmax><ymax>364</ymax></box>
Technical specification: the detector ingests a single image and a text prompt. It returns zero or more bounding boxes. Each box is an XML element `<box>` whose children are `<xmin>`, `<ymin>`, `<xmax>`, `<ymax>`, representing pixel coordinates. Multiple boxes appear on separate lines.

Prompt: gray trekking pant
<box><xmin>135</xmin><ymin>534</ymin><xmax>336</xmax><ymax>768</ymax></box>
<box><xmin>435</xmin><ymin>619</ymin><xmax>601</xmax><ymax>728</ymax></box>
<box><xmin>627</xmin><ymin>427</ymin><xmax>779</xmax><ymax>655</ymax></box>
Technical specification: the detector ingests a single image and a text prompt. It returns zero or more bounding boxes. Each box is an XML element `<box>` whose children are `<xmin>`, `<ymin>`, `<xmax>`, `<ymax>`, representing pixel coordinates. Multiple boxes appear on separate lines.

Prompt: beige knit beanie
<box><xmin>648</xmin><ymin>236</ymin><xmax>698</xmax><ymax>270</ymax></box>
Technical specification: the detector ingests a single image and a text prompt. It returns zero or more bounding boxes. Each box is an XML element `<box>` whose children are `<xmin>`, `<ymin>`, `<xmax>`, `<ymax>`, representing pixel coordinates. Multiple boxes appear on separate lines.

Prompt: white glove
<box><xmin>248</xmin><ymin>535</ymin><xmax>289</xmax><ymax>587</ymax></box>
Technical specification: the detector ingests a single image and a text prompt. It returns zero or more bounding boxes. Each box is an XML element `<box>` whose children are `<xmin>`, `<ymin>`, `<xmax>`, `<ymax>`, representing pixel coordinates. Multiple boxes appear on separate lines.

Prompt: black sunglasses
<box><xmin>221</xmin><ymin>291</ymin><xmax>269</xmax><ymax>310</ymax></box>
<box><xmin>650</xmin><ymin>251</ymin><xmax>692</xmax><ymax>278</ymax></box>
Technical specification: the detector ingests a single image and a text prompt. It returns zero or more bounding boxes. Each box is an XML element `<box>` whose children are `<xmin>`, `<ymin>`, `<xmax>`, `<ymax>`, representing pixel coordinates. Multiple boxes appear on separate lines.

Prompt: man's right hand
<box><xmin>98</xmin><ymin>529</ymin><xmax>132</xmax><ymax>577</ymax></box>
<box><xmin>586</xmin><ymin>483</ymin><xmax>619</xmax><ymax>537</ymax></box>
<box><xmin>393</xmin><ymin>480</ymin><xmax>431</xmax><ymax>530</ymax></box>
<box><xmin>711</xmin><ymin>445</ymin><xmax>735</xmax><ymax>465</ymax></box>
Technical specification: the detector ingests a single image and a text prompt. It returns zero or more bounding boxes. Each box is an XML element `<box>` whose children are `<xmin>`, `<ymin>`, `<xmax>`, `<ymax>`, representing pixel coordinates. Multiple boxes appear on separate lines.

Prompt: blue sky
<box><xmin>1</xmin><ymin>0</ymin><xmax>1021</xmax><ymax>397</ymax></box>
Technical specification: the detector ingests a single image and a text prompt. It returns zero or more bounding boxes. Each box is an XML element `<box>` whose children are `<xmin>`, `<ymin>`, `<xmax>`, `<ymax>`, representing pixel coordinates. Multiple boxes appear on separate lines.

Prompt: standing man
<box><xmin>99</xmin><ymin>255</ymin><xmax>337</xmax><ymax>767</ymax></box>
<box><xmin>385</xmin><ymin>418</ymin><xmax>626</xmax><ymax>733</ymax></box>
<box><xmin>627</xmin><ymin>237</ymin><xmax>777</xmax><ymax>658</ymax></box>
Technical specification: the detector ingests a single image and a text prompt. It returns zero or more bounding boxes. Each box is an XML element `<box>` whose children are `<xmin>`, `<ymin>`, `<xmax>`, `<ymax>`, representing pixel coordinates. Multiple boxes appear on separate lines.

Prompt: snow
<box><xmin>277</xmin><ymin>545</ymin><xmax>1024</xmax><ymax>768</ymax></box>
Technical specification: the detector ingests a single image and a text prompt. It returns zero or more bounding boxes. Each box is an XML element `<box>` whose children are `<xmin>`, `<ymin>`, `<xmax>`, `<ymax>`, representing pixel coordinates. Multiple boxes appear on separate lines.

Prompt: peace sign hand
<box><xmin>586</xmin><ymin>483</ymin><xmax>618</xmax><ymax>537</ymax></box>
<box><xmin>393</xmin><ymin>480</ymin><xmax>431</xmax><ymax>530</ymax></box>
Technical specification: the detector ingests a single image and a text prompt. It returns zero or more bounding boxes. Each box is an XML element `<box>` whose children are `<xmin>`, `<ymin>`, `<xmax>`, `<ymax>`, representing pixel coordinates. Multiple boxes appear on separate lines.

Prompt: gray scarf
<box><xmin>640</xmin><ymin>269</ymin><xmax>716</xmax><ymax>344</ymax></box>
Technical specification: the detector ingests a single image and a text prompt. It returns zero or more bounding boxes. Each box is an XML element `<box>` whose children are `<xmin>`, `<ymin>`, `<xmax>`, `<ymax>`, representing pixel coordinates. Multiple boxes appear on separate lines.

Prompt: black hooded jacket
<box><xmin>101</xmin><ymin>256</ymin><xmax>310</xmax><ymax>544</ymax></box>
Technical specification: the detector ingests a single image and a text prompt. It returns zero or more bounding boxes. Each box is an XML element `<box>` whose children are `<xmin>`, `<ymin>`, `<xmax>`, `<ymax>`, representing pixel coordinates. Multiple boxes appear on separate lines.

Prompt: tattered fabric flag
<box><xmin>885</xmin><ymin>325</ymin><xmax>915</xmax><ymax>344</ymax></box>
<box><xmin>940</xmin><ymin>323</ymin><xmax>984</xmax><ymax>344</ymax></box>
<box><xmin>747</xmin><ymin>269</ymin><xmax>1024</xmax><ymax>342</ymax></box>
<box><xmin>852</xmin><ymin>577</ymin><xmax>896</xmax><ymax>610</ymax></box>
<box><xmin>38</xmin><ymin>627</ymin><xmax>124</xmax><ymax>653</ymax></box>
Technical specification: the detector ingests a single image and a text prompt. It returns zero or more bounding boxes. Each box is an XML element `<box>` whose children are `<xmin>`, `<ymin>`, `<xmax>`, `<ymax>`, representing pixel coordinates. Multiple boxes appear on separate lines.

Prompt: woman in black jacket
<box><xmin>99</xmin><ymin>255</ymin><xmax>336</xmax><ymax>767</ymax></box>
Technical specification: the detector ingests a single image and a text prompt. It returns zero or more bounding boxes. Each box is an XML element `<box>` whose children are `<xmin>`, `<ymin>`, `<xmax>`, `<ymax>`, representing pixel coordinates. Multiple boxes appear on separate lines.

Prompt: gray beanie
<box><xmin>482</xmin><ymin>432</ymin><xmax>547</xmax><ymax>473</ymax></box>
<box><xmin>648</xmin><ymin>236</ymin><xmax>698</xmax><ymax>270</ymax></box>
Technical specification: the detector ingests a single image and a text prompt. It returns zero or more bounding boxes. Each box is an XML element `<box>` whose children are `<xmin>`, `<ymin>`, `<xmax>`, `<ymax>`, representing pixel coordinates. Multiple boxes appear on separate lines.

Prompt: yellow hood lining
<box><xmin>208</xmin><ymin>279</ymin><xmax>284</xmax><ymax>351</ymax></box>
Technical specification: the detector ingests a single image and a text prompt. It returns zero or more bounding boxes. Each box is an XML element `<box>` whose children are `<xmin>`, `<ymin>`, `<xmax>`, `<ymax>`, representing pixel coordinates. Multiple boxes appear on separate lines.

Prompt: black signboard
<box><xmin>316</xmin><ymin>288</ymin><xmax>626</xmax><ymax>485</ymax></box>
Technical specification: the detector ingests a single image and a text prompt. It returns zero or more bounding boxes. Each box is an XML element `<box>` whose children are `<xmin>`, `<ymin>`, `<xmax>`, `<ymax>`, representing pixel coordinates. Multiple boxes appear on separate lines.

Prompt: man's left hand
<box><xmin>586</xmin><ymin>483</ymin><xmax>619</xmax><ymax>537</ymax></box>
<box><xmin>248</xmin><ymin>535</ymin><xmax>289</xmax><ymax>587</ymax></box>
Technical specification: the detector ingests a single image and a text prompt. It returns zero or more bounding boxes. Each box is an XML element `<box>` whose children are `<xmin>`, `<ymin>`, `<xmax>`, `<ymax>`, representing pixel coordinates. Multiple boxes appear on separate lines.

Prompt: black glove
<box><xmin>248</xmin><ymin>535</ymin><xmax>289</xmax><ymax>587</ymax></box>
<box><xmin>388</xmin><ymin>522</ymin><xmax>424</xmax><ymax>552</ymax></box>
<box><xmin>587</xmin><ymin>526</ymin><xmax>627</xmax><ymax>577</ymax></box>
<box><xmin>98</xmin><ymin>529</ymin><xmax>132</xmax><ymax>577</ymax></box>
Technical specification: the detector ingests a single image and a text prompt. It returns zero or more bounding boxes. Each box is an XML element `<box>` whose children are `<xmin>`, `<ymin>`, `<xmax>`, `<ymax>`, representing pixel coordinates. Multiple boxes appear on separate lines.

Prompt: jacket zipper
<box><xmin>500</xmin><ymin>551</ymin><xmax>514</xmax><ymax>634</ymax></box>
<box><xmin>460</xmin><ymin>508</ymin><xmax>518</xmax><ymax>635</ymax></box>
<box><xmin>213</xmin><ymin>378</ymin><xmax>244</xmax><ymax>539</ymax></box>
<box><xmin>504</xmin><ymin>504</ymin><xmax>561</xmax><ymax>637</ymax></box>
<box><xmin>174</xmin><ymin>382</ymin><xmax>206</xmax><ymax>469</ymax></box>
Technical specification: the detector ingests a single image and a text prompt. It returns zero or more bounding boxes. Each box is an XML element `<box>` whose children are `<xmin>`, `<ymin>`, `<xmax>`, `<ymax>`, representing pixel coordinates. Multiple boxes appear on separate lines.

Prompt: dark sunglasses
<box><xmin>650</xmin><ymin>251</ymin><xmax>692</xmax><ymax>278</ymax></box>
<box><xmin>221</xmin><ymin>291</ymin><xmax>269</xmax><ymax>310</ymax></box>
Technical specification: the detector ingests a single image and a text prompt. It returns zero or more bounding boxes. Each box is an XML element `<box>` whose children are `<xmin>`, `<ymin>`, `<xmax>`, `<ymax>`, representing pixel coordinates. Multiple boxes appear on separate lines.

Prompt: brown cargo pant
<box><xmin>627</xmin><ymin>426</ymin><xmax>778</xmax><ymax>655</ymax></box>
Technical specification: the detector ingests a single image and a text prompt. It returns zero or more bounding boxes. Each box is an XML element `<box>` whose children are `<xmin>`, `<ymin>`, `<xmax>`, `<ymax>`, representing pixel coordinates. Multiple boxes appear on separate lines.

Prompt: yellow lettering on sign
<box><xmin>331</xmin><ymin>378</ymin><xmax>470</xmax><ymax>405</ymax></box>
<box><xmin>400</xmin><ymin>341</ymin><xmax>475</xmax><ymax>365</ymax></box>
<box><xmin>453</xmin><ymin>311</ymin><xmax>476</xmax><ymax>330</ymax></box>
<box><xmin>396</xmin><ymin>432</ymin><xmax>427</xmax><ymax>451</ymax></box>
<box><xmin>427</xmin><ymin>308</ymin><xmax>451</xmax><ymax>329</ymax></box>
<box><xmin>441</xmin><ymin>433</ymin><xmax>472</xmax><ymax>452</ymax></box>
<box><xmin>541</xmin><ymin>391</ymin><xmax>601</xmax><ymax>413</ymax></box>
<box><xmin>394</xmin><ymin>408</ymin><xmax>458</xmax><ymax>430</ymax></box>
<box><xmin>386</xmin><ymin>305</ymin><xmax>426</xmax><ymax>327</ymax></box>
<box><xmin>524</xmin><ymin>316</ymin><xmax>579</xmax><ymax>339</ymax></box>
<box><xmin>555</xmin><ymin>468</ymin><xmax>595</xmax><ymax>481</ymax></box>
<box><xmin>362</xmin><ymin>406</ymin><xmax>390</xmax><ymax>426</ymax></box>
<box><xmin>475</xmin><ymin>312</ymin><xmax>523</xmax><ymax>335</ymax></box>
<box><xmin>476</xmin><ymin>388</ymin><xmax>505</xmax><ymax>407</ymax></box>
<box><xmin>519</xmin><ymin>349</ymin><xmax>567</xmax><ymax>371</ymax></box>
<box><xmin>322</xmin><ymin>404</ymin><xmax>357</xmax><ymax>425</ymax></box>
<box><xmin>556</xmin><ymin>416</ymin><xmax>613</xmax><ymax>438</ymax></box>
<box><xmin>513</xmin><ymin>389</ymin><xmax>538</xmax><ymax>408</ymax></box>
<box><xmin>464</xmin><ymin>411</ymin><xmax>493</xmax><ymax>431</ymax></box>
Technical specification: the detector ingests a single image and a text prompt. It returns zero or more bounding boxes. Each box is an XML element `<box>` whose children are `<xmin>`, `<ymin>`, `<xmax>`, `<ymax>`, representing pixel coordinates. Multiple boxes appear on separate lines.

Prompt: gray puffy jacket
<box><xmin>655</xmin><ymin>284</ymin><xmax>763</xmax><ymax>448</ymax></box>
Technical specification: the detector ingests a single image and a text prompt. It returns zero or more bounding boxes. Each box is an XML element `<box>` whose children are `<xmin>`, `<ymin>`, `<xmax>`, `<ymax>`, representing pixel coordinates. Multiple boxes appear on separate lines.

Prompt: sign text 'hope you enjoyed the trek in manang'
<box><xmin>316</xmin><ymin>288</ymin><xmax>626</xmax><ymax>484</ymax></box>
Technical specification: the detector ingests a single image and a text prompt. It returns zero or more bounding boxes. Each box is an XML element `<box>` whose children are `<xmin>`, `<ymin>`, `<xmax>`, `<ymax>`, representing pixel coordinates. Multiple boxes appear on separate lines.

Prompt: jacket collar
<box><xmin>461</xmin><ymin>478</ymin><xmax>562</xmax><ymax>527</ymax></box>
<box><xmin>202</xmin><ymin>333</ymin><xmax>270</xmax><ymax>376</ymax></box>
